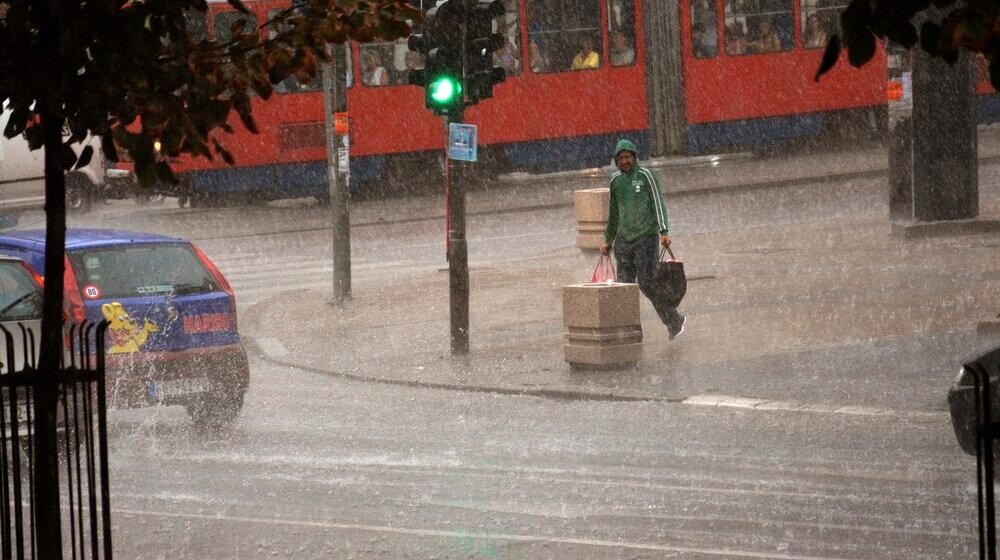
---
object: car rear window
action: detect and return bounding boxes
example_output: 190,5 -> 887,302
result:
0,261 -> 42,321
69,243 -> 221,299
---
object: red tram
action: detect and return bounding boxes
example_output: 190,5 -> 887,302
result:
160,0 -> 894,201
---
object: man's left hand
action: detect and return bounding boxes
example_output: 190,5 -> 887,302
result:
660,235 -> 671,247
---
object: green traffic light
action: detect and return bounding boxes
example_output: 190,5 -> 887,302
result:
430,76 -> 461,104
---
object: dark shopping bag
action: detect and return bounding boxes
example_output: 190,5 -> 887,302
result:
653,246 -> 686,308
590,253 -> 616,283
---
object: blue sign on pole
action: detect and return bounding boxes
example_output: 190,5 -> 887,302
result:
448,123 -> 478,162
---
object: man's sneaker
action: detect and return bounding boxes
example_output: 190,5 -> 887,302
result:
668,315 -> 686,341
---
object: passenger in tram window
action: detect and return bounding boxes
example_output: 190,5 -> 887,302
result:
803,13 -> 828,49
690,23 -> 717,58
747,17 -> 781,53
494,40 -> 521,74
725,25 -> 747,55
405,51 -> 424,71
610,31 -> 635,66
571,36 -> 600,70
529,39 -> 548,73
362,52 -> 389,87
400,51 -> 424,84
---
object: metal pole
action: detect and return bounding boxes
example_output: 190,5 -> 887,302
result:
323,43 -> 351,306
446,117 -> 469,355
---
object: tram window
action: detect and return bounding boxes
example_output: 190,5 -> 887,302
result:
526,0 -> 602,73
493,0 -> 522,77
608,0 -> 637,66
214,11 -> 260,96
800,0 -> 847,49
266,9 -> 322,94
724,0 -> 793,55
358,42 -> 400,87
214,11 -> 257,46
690,0 -> 719,59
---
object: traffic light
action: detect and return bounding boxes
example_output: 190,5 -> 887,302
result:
465,0 -> 506,104
408,0 -> 466,117
425,47 -> 463,115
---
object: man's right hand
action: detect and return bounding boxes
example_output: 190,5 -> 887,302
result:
600,244 -> 611,256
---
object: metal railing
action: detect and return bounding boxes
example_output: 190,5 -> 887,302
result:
0,321 -> 112,560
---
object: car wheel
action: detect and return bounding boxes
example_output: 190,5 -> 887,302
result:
65,174 -> 94,214
186,390 -> 244,432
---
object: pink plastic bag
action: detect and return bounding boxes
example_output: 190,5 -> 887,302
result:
590,254 -> 617,283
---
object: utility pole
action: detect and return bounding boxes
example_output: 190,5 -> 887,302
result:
323,43 -> 351,306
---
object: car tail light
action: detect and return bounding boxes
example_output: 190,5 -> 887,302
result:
22,258 -> 86,325
63,255 -> 87,325
191,244 -> 237,329
19,261 -> 44,288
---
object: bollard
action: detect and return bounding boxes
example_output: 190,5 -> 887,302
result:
562,282 -> 642,370
573,188 -> 610,251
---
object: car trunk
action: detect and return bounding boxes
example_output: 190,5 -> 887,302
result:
67,242 -> 239,354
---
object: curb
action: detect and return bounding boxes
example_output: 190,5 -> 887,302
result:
244,336 -> 671,403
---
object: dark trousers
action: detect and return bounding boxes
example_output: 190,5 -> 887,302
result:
614,234 -> 683,331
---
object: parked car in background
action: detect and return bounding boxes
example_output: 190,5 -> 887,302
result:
948,346 -> 1000,459
0,104 -> 107,218
0,255 -> 43,374
0,255 -> 44,440
0,229 -> 250,429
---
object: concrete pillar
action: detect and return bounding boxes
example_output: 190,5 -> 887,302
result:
910,9 -> 978,221
574,188 -> 609,251
563,283 -> 642,370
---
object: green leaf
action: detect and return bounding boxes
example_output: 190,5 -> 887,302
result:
60,143 -> 78,171
24,124 -> 43,151
847,30 -> 876,67
887,20 -> 918,49
213,138 -> 235,165
101,136 -> 119,163
74,146 -> 94,170
815,35 -> 842,82
226,0 -> 251,14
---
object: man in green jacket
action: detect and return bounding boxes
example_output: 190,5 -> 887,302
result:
600,139 -> 686,339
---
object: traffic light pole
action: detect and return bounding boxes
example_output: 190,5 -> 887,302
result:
445,115 -> 470,355
411,0 -> 505,355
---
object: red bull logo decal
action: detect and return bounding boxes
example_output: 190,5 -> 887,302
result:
183,313 -> 231,334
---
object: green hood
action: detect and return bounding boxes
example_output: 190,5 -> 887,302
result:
614,139 -> 637,158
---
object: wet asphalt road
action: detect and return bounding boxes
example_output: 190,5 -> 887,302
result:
16,159 -> 998,558
104,357 -> 974,560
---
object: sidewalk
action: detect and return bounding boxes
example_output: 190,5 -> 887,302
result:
242,132 -> 1000,408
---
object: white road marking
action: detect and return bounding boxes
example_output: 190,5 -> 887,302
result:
683,394 -> 946,419
113,507 -> 865,560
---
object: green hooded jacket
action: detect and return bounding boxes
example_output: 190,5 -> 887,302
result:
604,139 -> 669,244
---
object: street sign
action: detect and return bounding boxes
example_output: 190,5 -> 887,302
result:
337,134 -> 349,175
448,123 -> 477,162
334,112 -> 349,135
